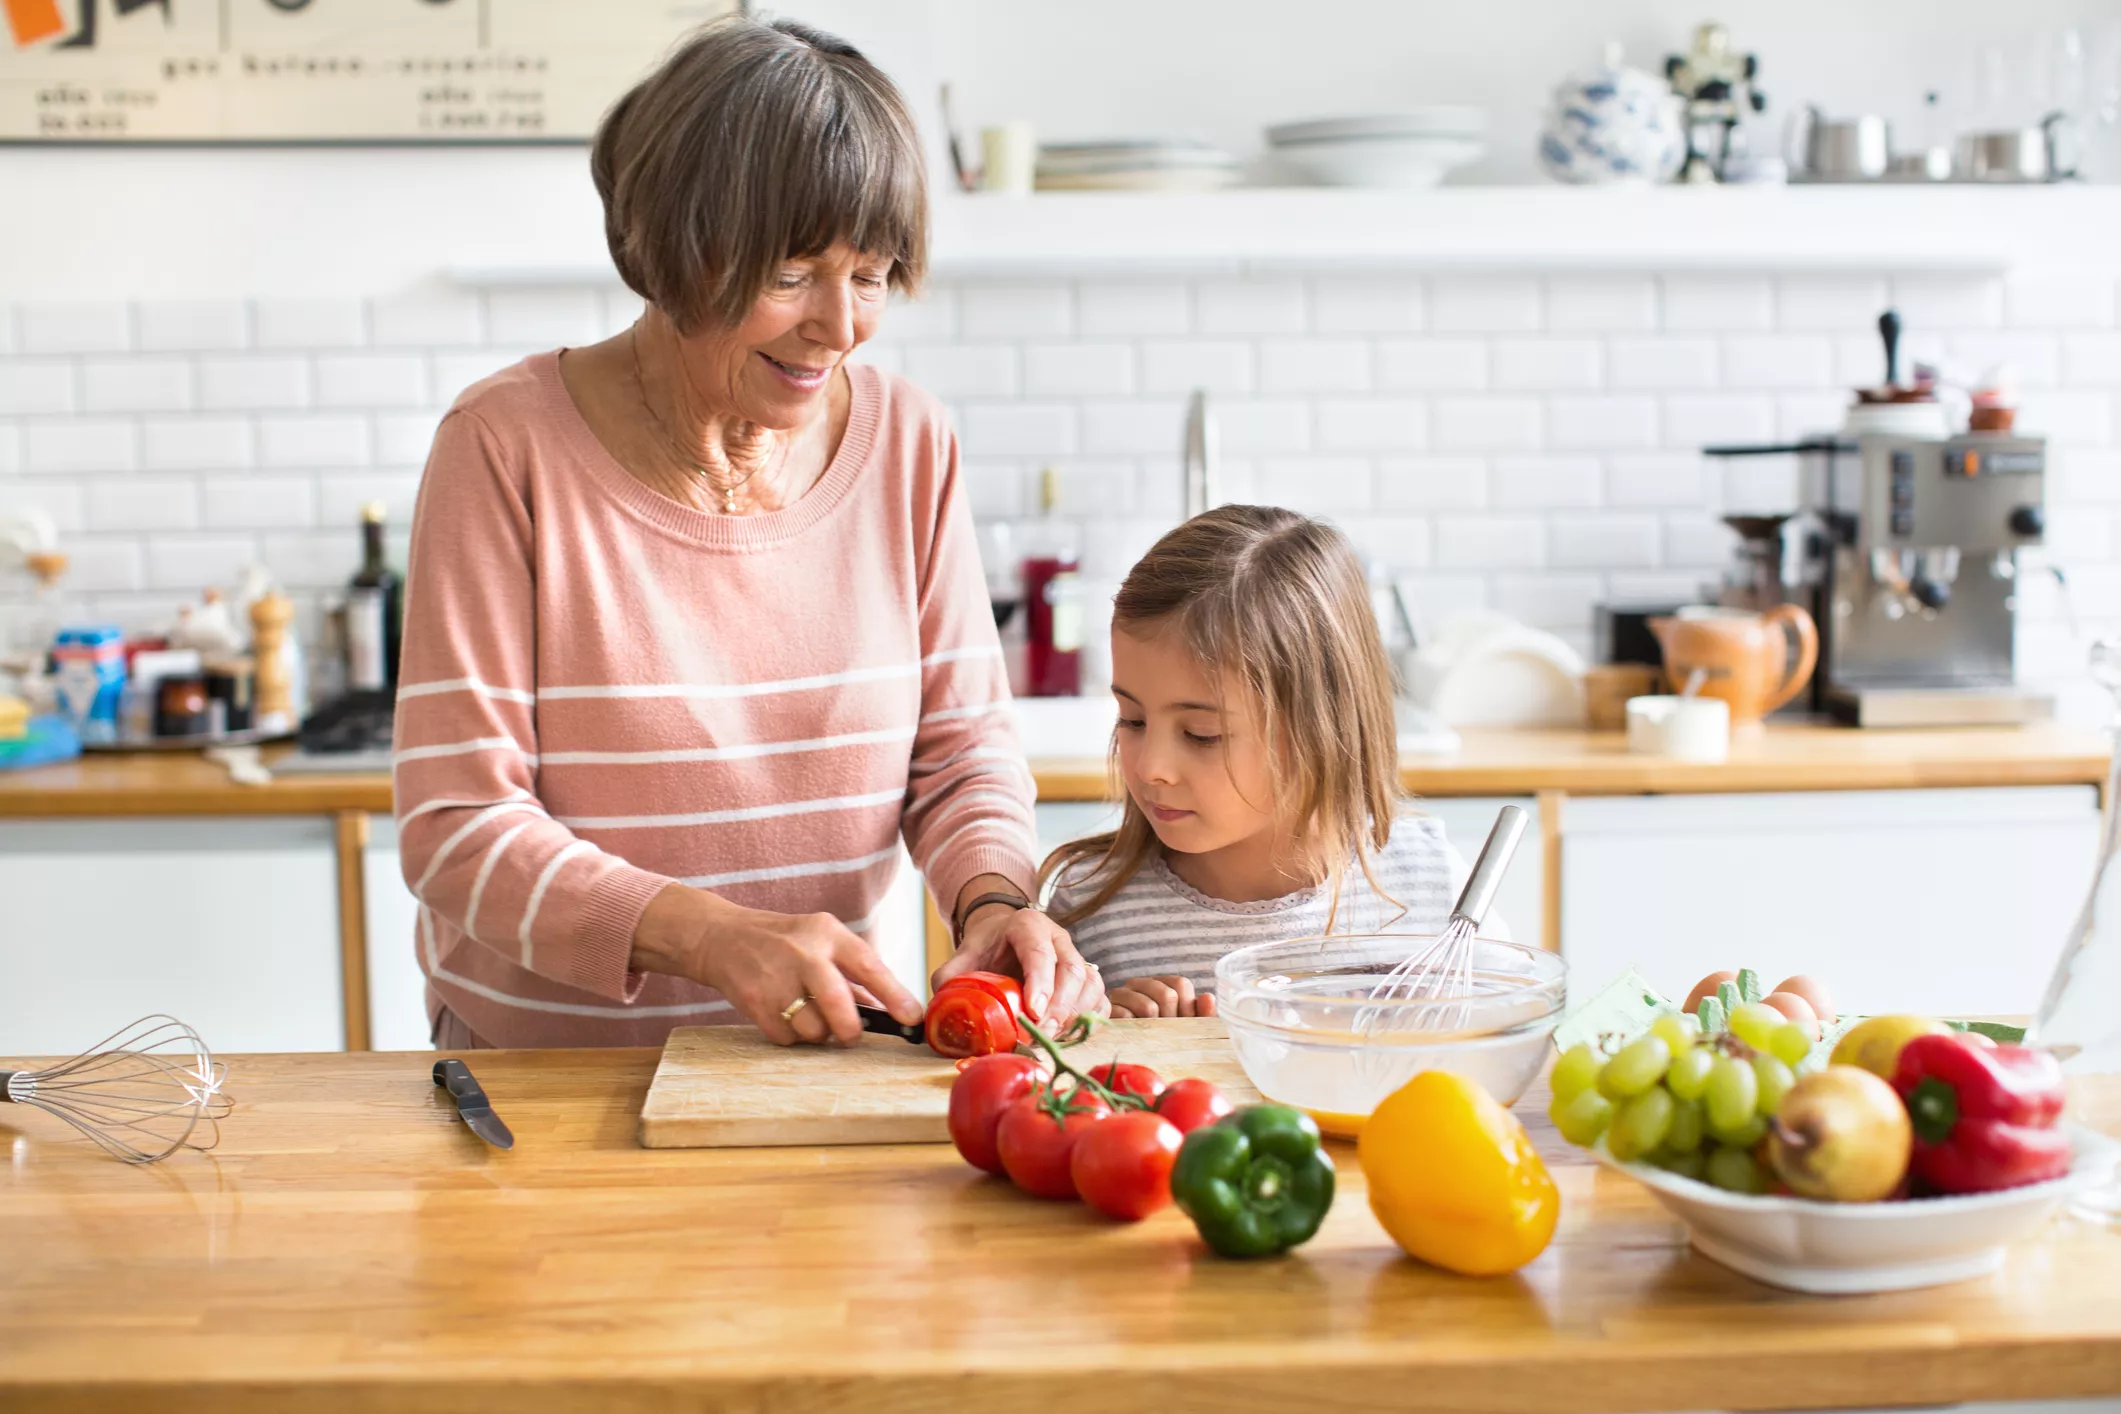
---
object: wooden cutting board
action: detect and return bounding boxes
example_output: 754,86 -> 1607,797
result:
638,1017 -> 1260,1149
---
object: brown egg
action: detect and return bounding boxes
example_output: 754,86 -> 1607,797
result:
1684,969 -> 1739,1011
1773,974 -> 1837,1024
1762,991 -> 1820,1038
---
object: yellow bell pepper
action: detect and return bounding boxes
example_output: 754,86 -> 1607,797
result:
1358,1070 -> 1558,1276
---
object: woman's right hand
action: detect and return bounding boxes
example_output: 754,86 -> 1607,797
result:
634,884 -> 924,1045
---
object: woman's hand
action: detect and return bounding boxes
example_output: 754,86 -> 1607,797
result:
1108,975 -> 1216,1020
633,884 -> 923,1046
935,900 -> 1106,1032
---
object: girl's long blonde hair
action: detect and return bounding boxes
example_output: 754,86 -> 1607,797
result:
1038,505 -> 1403,929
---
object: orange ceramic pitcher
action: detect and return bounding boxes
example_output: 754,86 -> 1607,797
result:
1649,605 -> 1818,728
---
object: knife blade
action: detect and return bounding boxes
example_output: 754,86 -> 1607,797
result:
857,1004 -> 925,1045
432,1058 -> 515,1149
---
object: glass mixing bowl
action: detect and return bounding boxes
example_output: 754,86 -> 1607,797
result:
1215,933 -> 1566,1137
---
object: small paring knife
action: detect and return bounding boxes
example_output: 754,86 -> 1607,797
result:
856,1005 -> 925,1045
433,1059 -> 515,1149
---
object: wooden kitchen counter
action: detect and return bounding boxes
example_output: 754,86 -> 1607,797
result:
4,1047 -> 2120,1413
0,722 -> 2107,816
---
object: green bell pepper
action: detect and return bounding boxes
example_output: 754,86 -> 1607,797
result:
1170,1104 -> 1335,1259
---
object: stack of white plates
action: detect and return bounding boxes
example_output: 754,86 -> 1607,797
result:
1034,140 -> 1241,192
1265,109 -> 1487,188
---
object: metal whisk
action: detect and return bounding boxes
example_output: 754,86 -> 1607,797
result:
1361,805 -> 1530,1038
0,1015 -> 232,1164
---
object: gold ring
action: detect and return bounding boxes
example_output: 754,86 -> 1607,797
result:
778,996 -> 811,1023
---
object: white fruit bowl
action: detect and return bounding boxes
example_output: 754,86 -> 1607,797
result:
1596,1126 -> 2121,1294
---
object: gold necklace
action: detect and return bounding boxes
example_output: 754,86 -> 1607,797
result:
629,324 -> 781,513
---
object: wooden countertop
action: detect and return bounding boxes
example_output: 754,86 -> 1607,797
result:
3,1047 -> 2119,1413
0,723 -> 2107,817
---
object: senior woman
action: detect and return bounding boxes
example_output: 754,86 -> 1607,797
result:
394,17 -> 1103,1049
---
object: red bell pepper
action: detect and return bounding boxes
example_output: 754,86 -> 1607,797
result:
1891,1033 -> 2071,1195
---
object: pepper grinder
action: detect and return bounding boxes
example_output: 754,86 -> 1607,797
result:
249,592 -> 296,734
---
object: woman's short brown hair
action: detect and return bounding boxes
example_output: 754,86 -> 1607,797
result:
591,17 -> 927,333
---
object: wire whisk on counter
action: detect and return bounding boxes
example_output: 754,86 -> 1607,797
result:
1,1015 -> 232,1164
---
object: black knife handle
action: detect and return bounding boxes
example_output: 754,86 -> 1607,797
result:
857,1005 -> 925,1045
433,1058 -> 492,1106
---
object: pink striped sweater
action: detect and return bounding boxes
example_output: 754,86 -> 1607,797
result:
393,352 -> 1037,1049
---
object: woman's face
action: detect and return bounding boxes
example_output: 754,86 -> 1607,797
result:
674,241 -> 892,429
1111,624 -> 1278,858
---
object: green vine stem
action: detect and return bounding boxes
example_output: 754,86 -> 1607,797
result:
1015,1014 -> 1152,1111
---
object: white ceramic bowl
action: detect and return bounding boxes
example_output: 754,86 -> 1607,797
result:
1272,135 -> 1485,189
1216,934 -> 1565,1137
1596,1127 -> 2121,1294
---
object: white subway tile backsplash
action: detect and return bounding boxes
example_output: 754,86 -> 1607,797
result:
603,290 -> 646,337
1606,454 -> 1709,508
963,401 -> 1078,456
0,361 -> 76,416
371,295 -> 484,348
1310,278 -> 1424,334
318,471 -> 424,526
1076,282 -> 1186,337
2019,390 -> 2116,447
1608,337 -> 1718,390
1023,343 -> 1135,397
258,415 -> 371,469
1608,571 -> 1708,602
850,343 -> 904,377
963,461 -> 1027,519
1775,393 -> 1848,442
146,535 -> 256,590
0,307 -> 14,354
1491,339 -> 1602,390
260,532 -> 361,590
1948,332 -> 2061,387
1492,574 -> 1606,629
1722,336 -> 1834,389
485,290 -> 600,346
254,299 -> 366,349
961,285 -> 1072,340
0,426 -> 15,473
2065,334 -> 2121,387
884,289 -> 957,341
136,300 -> 249,352
432,348 -> 539,401
1254,457 -> 1373,513
1396,573 -> 1490,621
1493,456 -> 1599,510
1430,277 -> 1541,333
1721,452 -> 1801,511
142,418 -> 253,471
1432,396 -> 1542,452
88,477 -> 199,532
202,475 -> 315,530
373,412 -> 444,467
197,355 -> 310,410
1315,398 -> 1426,452
1548,395 -> 1658,451
1197,279 -> 1306,335
1258,339 -> 1370,394
1376,339 -> 1488,392
2043,505 -> 2113,562
1339,515 -> 1433,568
1434,516 -> 1546,569
1216,399 -> 1311,454
1664,515 -> 1739,569
905,344 -> 1020,398
1377,456 -> 1488,511
2055,449 -> 2121,504
1892,273 -> 2003,329
2008,269 -> 2116,329
61,539 -> 144,592
17,303 -> 131,354
1663,393 -> 1775,449
0,476 -> 82,531
26,419 -> 134,473
81,358 -> 193,413
1056,461 -> 1141,516
1662,276 -> 1773,332
1141,341 -> 1253,394
1775,276 -> 1889,331
1546,276 -> 1657,333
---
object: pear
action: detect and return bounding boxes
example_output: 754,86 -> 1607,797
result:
1767,1066 -> 1911,1203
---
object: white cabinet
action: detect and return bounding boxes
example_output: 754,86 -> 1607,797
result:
1559,786 -> 2101,1017
0,817 -> 343,1054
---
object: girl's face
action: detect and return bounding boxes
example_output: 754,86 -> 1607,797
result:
1111,624 -> 1278,857
673,241 -> 892,429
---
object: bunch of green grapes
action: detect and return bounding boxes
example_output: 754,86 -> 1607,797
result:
1548,1002 -> 1814,1194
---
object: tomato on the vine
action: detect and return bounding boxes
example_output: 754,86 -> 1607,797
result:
1070,1111 -> 1183,1221
948,1054 -> 1045,1173
926,987 -> 1021,1060
996,1087 -> 1112,1198
937,971 -> 1024,1016
1154,1078 -> 1233,1135
1088,1061 -> 1166,1103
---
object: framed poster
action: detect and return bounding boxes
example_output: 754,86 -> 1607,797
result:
0,0 -> 740,143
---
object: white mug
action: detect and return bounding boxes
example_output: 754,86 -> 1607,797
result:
1626,694 -> 1730,763
981,122 -> 1037,195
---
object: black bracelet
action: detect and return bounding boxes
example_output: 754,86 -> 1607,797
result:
953,890 -> 1032,946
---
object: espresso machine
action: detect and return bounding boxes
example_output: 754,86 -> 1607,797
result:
1705,431 -> 2054,727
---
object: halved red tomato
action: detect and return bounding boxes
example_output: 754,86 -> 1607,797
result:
937,971 -> 1024,1016
926,986 -> 1021,1060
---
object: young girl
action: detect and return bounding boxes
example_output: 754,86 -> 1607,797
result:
1041,505 -> 1496,1019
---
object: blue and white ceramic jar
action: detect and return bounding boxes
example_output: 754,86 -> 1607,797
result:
1539,42 -> 1686,185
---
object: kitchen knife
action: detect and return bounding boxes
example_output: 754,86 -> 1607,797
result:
857,1005 -> 925,1045
432,1058 -> 515,1149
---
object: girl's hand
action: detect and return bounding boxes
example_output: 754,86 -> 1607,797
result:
935,904 -> 1107,1032
633,884 -> 923,1046
1108,975 -> 1216,1019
